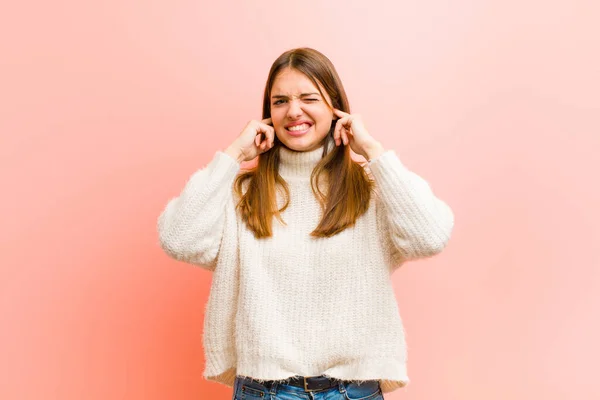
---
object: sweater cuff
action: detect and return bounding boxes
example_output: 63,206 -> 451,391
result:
206,151 -> 242,179
184,151 -> 241,191
216,150 -> 242,168
368,149 -> 404,169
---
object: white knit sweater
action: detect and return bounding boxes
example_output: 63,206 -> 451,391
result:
157,136 -> 454,394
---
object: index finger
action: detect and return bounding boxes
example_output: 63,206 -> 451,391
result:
333,108 -> 349,117
258,118 -> 274,146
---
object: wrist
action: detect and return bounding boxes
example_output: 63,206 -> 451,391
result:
364,142 -> 385,162
224,146 -> 245,163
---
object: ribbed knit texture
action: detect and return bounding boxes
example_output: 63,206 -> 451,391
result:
157,136 -> 454,394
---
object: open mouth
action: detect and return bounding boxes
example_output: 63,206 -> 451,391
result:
285,123 -> 312,135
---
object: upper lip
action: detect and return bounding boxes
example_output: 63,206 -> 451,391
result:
285,120 -> 313,128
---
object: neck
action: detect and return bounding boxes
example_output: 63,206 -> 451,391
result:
278,136 -> 335,178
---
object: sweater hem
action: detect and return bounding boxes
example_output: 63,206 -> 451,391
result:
204,357 -> 409,394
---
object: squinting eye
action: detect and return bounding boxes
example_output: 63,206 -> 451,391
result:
273,98 -> 319,105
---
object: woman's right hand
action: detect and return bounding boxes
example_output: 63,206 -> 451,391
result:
225,118 -> 275,163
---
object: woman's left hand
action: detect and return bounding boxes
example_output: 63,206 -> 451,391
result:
333,108 -> 384,161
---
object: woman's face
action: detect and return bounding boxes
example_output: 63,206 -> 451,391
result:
269,68 -> 334,152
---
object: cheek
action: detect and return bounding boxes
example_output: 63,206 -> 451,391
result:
270,111 -> 284,129
316,111 -> 333,129
316,107 -> 333,122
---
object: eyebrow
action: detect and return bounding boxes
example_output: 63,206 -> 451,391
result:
271,92 -> 321,99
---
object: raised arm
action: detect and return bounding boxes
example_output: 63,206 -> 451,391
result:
368,150 -> 455,266
157,150 -> 241,271
157,118 -> 276,270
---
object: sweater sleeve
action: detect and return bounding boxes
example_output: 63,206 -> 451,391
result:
367,149 -> 454,265
157,150 -> 241,271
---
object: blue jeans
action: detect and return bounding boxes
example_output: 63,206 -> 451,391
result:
232,376 -> 385,400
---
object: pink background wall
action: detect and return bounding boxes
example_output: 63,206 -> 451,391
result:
1,0 -> 599,399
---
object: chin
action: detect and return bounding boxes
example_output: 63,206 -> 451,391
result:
281,134 -> 327,152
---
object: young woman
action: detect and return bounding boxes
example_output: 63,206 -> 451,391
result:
157,47 -> 454,400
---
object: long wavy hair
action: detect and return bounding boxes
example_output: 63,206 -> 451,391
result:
234,47 -> 374,238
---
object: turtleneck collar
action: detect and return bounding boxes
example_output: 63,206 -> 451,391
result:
278,135 -> 335,179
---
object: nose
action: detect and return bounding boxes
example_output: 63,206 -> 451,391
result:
286,99 -> 304,119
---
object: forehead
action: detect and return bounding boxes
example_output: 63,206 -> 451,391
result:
271,68 -> 321,97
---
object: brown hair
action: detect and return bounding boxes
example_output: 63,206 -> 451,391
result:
234,47 -> 374,238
